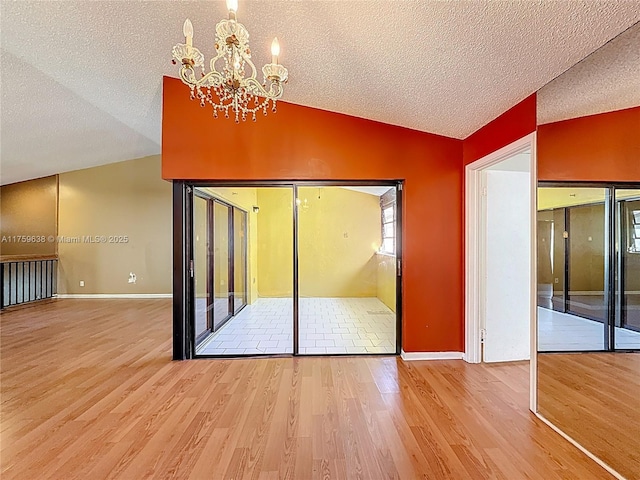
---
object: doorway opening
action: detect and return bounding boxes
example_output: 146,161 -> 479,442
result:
465,133 -> 537,371
176,181 -> 403,358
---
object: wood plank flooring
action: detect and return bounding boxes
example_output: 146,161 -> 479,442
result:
1,299 -> 613,479
538,352 -> 640,480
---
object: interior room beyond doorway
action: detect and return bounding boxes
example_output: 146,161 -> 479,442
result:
193,184 -> 399,356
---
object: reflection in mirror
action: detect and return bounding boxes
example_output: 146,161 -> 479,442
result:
616,189 -> 640,349
536,22 -> 640,480
537,187 -> 608,351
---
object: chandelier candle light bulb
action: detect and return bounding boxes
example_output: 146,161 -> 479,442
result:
226,0 -> 238,18
183,19 -> 193,47
171,0 -> 288,123
271,37 -> 280,64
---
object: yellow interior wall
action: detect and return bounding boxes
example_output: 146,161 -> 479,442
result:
256,188 -> 294,297
376,253 -> 396,312
538,187 -> 640,210
57,155 -> 172,294
296,187 -> 380,297
202,187 -> 258,304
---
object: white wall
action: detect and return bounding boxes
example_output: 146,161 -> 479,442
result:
483,168 -> 531,362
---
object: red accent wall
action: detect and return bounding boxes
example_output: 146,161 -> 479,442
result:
538,106 -> 640,181
460,95 -> 537,357
162,76 -> 464,353
462,94 -> 537,166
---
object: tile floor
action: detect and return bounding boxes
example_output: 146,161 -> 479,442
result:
538,307 -> 640,351
196,297 -> 396,355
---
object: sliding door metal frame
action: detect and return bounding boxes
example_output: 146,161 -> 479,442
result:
395,181 -> 404,354
604,188 -> 614,350
538,181 -> 640,353
193,191 -> 215,345
293,184 -> 299,355
226,205 -> 236,327
172,181 -> 192,360
563,207 -> 569,313
179,180 -> 403,359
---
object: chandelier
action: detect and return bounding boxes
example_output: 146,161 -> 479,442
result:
171,0 -> 288,122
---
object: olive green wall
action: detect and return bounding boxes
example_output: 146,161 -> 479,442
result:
0,176 -> 58,256
57,155 -> 172,295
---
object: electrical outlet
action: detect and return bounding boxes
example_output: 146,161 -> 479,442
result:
128,273 -> 137,284
79,280 -> 85,287
554,278 -> 559,284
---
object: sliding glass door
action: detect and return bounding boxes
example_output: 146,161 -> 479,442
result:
193,188 -> 249,349
192,186 -> 293,355
296,186 -> 397,355
537,184 -> 640,352
185,182 -> 401,358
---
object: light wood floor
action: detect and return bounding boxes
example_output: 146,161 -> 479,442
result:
1,299 -> 613,479
538,352 -> 640,480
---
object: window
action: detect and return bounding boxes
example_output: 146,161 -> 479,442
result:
630,209 -> 640,253
380,189 -> 396,255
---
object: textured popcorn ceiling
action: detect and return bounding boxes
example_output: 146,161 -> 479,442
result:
538,22 -> 640,125
1,1 -> 640,185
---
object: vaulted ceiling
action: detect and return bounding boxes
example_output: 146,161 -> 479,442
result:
1,1 -> 639,185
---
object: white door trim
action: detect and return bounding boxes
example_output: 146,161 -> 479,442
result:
463,132 -> 537,411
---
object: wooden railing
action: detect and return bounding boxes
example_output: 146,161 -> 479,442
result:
0,255 -> 58,309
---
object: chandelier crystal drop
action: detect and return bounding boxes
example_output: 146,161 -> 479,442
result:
171,0 -> 288,123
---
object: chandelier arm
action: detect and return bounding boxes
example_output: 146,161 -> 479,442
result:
178,66 -> 199,86
198,70 -> 226,88
243,52 -> 258,80
209,50 -> 227,77
242,77 -> 284,100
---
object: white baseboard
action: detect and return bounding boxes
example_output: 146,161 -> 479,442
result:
55,294 -> 172,299
462,353 -> 480,364
535,413 -> 626,480
401,350 -> 464,361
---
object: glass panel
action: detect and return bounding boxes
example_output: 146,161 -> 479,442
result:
615,190 -> 640,349
297,186 -> 397,355
383,206 -> 394,223
383,223 -> 394,238
567,202 -> 607,327
194,195 -> 211,343
233,208 -> 247,314
537,187 -> 606,351
382,238 -> 394,254
195,186 -> 293,356
213,201 -> 231,330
